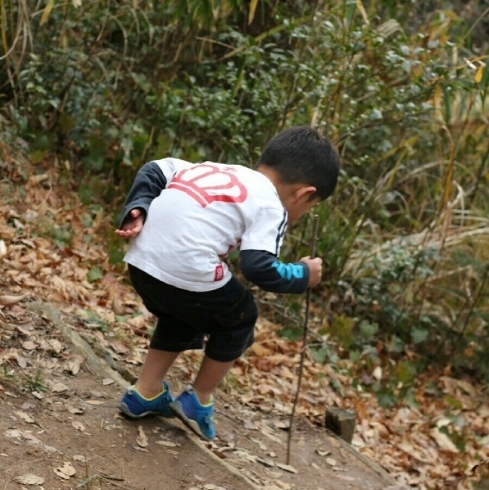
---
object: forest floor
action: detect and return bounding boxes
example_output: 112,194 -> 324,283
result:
1,146 -> 488,490
0,301 -> 396,490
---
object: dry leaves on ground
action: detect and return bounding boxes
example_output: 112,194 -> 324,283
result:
1,153 -> 488,490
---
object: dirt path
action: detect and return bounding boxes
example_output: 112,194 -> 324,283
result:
0,301 -> 397,490
1,374 -> 256,490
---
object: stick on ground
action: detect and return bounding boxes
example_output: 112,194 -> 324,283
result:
286,214 -> 319,465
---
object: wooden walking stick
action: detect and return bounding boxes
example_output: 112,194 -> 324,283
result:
286,214 -> 319,465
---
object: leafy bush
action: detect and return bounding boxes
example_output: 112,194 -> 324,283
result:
2,0 -> 489,381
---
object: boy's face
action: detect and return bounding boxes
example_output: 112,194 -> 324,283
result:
286,196 -> 321,223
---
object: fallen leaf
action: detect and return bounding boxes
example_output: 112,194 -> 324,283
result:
335,474 -> 356,481
233,450 -> 257,463
51,382 -> 69,393
457,379 -> 477,396
72,421 -> 85,431
5,429 -> 22,440
67,405 -> 84,415
249,436 -> 267,451
0,294 -> 27,306
109,340 -> 130,354
325,457 -> 337,466
66,358 -> 82,374
16,324 -> 34,336
430,428 -> 459,453
155,440 -> 178,447
316,449 -> 331,457
133,446 -> 149,452
243,420 -> 257,430
53,467 -> 70,480
16,354 -> 27,368
73,455 -> 86,463
272,419 -> 289,430
48,339 -> 63,353
56,462 -> 76,477
15,410 -> 35,424
372,366 -> 382,381
137,426 -> 148,447
85,400 -> 104,405
276,463 -> 298,474
15,474 -> 45,485
212,449 -> 227,459
21,401 -> 36,410
22,340 -> 37,351
21,431 -> 42,444
256,457 -> 275,467
102,378 -> 114,385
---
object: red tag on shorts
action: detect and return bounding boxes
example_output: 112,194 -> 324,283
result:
214,264 -> 224,281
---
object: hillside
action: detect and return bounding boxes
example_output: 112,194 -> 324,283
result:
0,147 -> 488,489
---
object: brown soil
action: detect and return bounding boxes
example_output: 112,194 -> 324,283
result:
0,301 -> 396,490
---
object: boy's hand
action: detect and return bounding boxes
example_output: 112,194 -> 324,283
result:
115,208 -> 144,238
300,256 -> 323,288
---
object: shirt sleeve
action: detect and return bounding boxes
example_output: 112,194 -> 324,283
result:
119,161 -> 167,227
240,250 -> 309,294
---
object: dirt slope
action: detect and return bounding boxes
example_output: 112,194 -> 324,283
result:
0,300 -> 396,490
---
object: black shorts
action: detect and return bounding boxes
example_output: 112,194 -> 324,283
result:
128,265 -> 258,362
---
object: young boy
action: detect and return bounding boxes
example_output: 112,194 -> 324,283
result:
115,126 -> 340,441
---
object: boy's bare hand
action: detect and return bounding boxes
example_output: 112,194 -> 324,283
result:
115,208 -> 144,238
300,256 -> 323,288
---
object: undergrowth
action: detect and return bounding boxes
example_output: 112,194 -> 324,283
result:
1,0 -> 489,394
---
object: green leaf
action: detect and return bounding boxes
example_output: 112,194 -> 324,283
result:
349,350 -> 361,363
109,249 -> 125,265
359,321 -> 379,340
411,327 -> 428,344
310,345 -> 338,364
30,150 -> 46,163
444,395 -> 463,410
78,186 -> 93,206
394,360 -> 416,383
310,345 -> 329,364
375,389 -> 397,408
277,326 -> 303,341
87,267 -> 104,283
387,335 -> 404,353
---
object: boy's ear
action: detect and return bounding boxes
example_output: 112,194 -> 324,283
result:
294,186 -> 317,203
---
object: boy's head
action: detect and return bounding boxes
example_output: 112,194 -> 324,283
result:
257,126 -> 340,221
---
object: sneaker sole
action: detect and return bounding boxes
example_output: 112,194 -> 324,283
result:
118,402 -> 174,419
169,401 -> 213,441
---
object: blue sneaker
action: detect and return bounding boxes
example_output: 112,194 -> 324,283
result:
170,385 -> 215,441
118,382 -> 175,418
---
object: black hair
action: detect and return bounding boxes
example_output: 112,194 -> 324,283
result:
257,126 -> 340,201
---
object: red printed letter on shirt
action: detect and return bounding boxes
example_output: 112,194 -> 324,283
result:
167,164 -> 248,207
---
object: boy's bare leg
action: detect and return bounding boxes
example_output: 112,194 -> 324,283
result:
134,349 -> 179,398
193,356 -> 235,404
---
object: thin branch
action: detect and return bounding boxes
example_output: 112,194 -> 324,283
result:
286,214 -> 319,465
